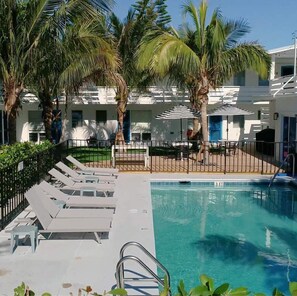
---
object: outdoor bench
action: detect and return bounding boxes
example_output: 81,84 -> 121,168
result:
111,144 -> 149,167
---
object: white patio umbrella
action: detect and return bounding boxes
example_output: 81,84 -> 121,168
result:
155,104 -> 201,141
208,103 -> 253,140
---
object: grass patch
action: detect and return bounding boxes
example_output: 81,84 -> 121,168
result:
67,147 -> 112,162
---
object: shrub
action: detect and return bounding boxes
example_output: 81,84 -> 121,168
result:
0,141 -> 53,169
14,282 -> 127,296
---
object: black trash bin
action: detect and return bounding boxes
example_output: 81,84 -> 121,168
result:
256,128 -> 275,156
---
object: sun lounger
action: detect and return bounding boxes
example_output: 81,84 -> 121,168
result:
25,187 -> 112,243
38,181 -> 117,210
31,185 -> 114,219
66,155 -> 119,177
55,161 -> 116,183
48,168 -> 116,197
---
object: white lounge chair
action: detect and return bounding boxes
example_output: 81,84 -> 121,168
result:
25,187 -> 112,243
55,161 -> 115,184
48,168 -> 116,197
31,185 -> 114,219
66,155 -> 119,177
38,181 -> 117,211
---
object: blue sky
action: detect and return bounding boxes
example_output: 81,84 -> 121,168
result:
113,0 -> 297,50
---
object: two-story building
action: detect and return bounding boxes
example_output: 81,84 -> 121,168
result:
0,44 -> 296,148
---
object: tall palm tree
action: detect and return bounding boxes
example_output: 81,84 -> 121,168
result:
137,0 -> 271,163
0,0 -> 113,143
28,15 -> 119,141
109,0 -> 171,143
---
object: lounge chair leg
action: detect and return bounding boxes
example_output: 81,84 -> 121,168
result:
94,232 -> 101,244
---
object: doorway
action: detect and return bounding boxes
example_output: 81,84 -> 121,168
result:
209,116 -> 222,141
282,116 -> 296,159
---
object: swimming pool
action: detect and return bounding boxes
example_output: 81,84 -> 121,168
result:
151,181 -> 297,294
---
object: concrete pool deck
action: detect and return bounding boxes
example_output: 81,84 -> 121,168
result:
0,173 -> 276,295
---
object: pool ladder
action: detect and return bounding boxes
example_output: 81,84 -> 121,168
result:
269,153 -> 295,188
116,241 -> 171,295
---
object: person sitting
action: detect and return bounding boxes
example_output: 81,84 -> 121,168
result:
186,127 -> 193,140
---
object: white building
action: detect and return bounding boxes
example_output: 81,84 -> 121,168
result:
0,44 -> 296,146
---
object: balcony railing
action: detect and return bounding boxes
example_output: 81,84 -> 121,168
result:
270,75 -> 297,97
1,85 -> 270,106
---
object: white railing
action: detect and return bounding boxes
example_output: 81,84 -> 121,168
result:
2,85 -> 270,105
270,75 -> 297,97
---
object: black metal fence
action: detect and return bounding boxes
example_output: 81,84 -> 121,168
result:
66,139 -> 295,175
0,142 -> 66,230
0,139 -> 295,230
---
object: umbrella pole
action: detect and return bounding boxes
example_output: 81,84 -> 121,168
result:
226,115 -> 229,141
180,119 -> 183,141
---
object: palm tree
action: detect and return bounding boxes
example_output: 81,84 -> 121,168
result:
137,0 -> 271,163
0,0 -> 113,143
28,14 -> 119,141
109,0 -> 171,143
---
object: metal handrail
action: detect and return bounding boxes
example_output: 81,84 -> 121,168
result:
116,241 -> 171,294
269,153 -> 295,188
116,256 -> 165,290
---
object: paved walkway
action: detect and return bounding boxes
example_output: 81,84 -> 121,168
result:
0,173 -> 272,295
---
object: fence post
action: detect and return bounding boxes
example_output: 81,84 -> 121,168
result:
261,141 -> 264,175
187,141 -> 190,174
224,141 -> 227,174
150,141 -> 153,174
0,169 -> 3,230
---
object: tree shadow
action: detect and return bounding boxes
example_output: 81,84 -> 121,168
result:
192,234 -> 259,264
192,234 -> 297,293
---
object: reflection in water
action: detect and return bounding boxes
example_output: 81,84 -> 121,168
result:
152,184 -> 297,295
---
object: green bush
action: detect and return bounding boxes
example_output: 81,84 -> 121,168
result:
14,282 -> 127,296
160,274 -> 297,296
0,141 -> 54,169
14,277 -> 297,296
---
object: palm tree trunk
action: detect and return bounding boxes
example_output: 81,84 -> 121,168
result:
8,114 -> 17,144
39,91 -> 53,141
114,74 -> 128,145
201,101 -> 209,164
4,80 -> 23,144
115,93 -> 127,144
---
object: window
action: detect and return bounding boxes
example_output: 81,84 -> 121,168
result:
29,132 -> 46,143
131,133 -> 141,142
96,110 -> 107,125
72,111 -> 83,128
28,110 -> 44,130
281,66 -> 294,77
233,115 -> 244,128
130,110 -> 152,142
258,76 -> 269,86
142,133 -> 151,141
233,71 -> 245,86
28,111 -> 43,124
258,110 -> 261,120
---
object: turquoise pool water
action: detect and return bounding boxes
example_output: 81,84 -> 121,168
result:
151,181 -> 297,295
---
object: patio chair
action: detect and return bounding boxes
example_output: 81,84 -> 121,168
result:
38,181 -> 117,210
31,185 -> 114,219
55,162 -> 116,184
48,168 -> 116,197
66,155 -> 119,177
25,187 -> 112,243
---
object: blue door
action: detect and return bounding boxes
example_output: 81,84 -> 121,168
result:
123,110 -> 130,143
209,116 -> 222,141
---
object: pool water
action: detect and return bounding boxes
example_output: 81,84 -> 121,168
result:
151,182 -> 297,295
